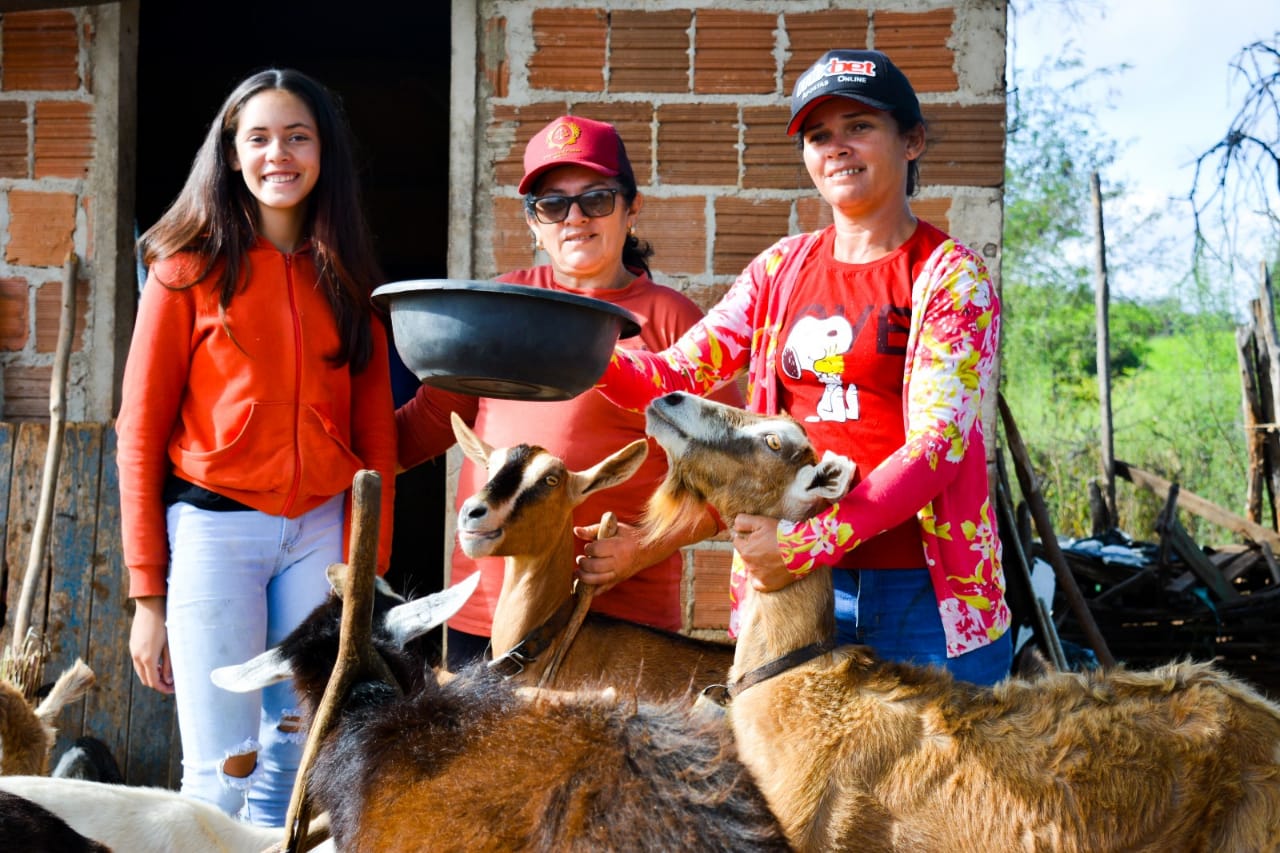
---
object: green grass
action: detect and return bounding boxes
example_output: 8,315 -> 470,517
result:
1000,327 -> 1248,543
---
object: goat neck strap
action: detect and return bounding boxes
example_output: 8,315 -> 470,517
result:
704,639 -> 836,706
488,594 -> 579,678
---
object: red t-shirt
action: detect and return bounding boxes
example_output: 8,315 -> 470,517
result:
777,226 -> 926,570
396,266 -> 742,634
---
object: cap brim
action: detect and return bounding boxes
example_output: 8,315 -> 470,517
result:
517,160 -> 622,195
786,93 -> 898,136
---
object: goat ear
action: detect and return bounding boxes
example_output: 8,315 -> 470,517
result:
452,412 -> 492,468
382,570 -> 482,647
211,649 -> 293,693
569,439 -> 649,504
801,451 -> 856,501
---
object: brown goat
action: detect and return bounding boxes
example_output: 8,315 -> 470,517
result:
213,532 -> 791,851
642,391 -> 1280,853
0,659 -> 95,777
451,412 -> 734,702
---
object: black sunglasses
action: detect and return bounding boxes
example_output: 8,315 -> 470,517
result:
526,188 -> 619,224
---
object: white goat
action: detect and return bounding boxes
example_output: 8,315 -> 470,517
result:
0,774 -> 329,852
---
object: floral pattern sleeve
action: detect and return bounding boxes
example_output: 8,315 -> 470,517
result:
596,236 -> 811,413
775,241 -> 1000,578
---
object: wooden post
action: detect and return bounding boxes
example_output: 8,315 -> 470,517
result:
1237,323 -> 1269,525
1256,265 -> 1280,525
1091,171 -> 1116,529
997,392 -> 1117,668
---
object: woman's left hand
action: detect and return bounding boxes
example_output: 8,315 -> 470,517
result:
733,513 -> 795,591
574,520 -> 645,593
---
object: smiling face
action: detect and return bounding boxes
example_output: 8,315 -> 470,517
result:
800,97 -> 923,219
230,88 -> 321,250
526,164 -> 639,291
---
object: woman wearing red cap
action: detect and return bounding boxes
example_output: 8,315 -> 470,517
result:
397,115 -> 742,669
595,50 -> 1012,684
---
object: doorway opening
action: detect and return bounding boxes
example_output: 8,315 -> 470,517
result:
135,2 -> 451,649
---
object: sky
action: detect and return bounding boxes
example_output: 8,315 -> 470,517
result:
1007,0 -> 1280,303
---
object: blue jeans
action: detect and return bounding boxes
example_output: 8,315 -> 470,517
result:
833,567 -> 1012,686
165,495 -> 341,827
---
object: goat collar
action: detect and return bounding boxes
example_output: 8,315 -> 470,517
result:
700,639 -> 836,707
488,594 -> 578,677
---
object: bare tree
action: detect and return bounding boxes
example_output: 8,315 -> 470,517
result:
1190,39 -> 1280,265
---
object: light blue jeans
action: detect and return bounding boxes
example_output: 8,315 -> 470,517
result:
833,567 -> 1012,686
165,494 -> 341,827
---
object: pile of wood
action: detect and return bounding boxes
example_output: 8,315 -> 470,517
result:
1047,481 -> 1280,699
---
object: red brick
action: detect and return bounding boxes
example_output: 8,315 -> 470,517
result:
920,102 -> 1005,188
713,197 -> 790,275
910,196 -> 952,233
688,547 -> 733,630
693,10 -> 776,95
490,103 -> 572,190
34,100 -> 92,179
743,105 -> 807,190
640,196 -> 705,275
655,103 -> 738,186
783,10 -> 871,90
490,195 -> 536,275
2,11 -> 80,92
33,271 -> 87,354
0,277 -> 30,351
0,101 -> 29,178
528,8 -> 606,92
2,364 -> 51,421
482,16 -> 509,98
610,10 -> 690,93
6,190 -> 76,266
873,9 -> 959,93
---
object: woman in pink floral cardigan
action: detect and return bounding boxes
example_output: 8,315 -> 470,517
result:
595,49 -> 1011,684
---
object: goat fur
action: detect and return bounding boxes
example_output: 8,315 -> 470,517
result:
0,775 -> 331,852
214,572 -> 791,852
0,658 -> 95,777
0,787 -> 111,852
452,412 -> 734,701
642,391 -> 1280,853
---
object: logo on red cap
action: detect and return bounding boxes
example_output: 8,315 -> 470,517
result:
545,120 -> 581,152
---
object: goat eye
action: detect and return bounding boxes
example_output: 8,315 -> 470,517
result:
545,475 -> 560,487
764,434 -> 782,451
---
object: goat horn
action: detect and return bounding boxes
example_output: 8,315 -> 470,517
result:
282,470 -> 387,853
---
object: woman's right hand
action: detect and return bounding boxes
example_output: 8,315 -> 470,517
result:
129,596 -> 174,693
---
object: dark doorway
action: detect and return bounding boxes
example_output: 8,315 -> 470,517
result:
135,2 -> 450,648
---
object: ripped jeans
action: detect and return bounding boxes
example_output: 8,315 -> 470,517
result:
165,495 -> 340,827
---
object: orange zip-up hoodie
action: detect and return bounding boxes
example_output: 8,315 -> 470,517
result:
116,238 -> 397,598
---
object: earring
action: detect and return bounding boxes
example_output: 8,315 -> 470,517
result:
533,234 -> 543,250
628,225 -> 636,238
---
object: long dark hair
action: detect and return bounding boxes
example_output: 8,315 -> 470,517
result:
138,68 -> 382,371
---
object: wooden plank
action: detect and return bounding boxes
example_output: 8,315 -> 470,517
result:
2,422 -> 48,650
1237,324 -> 1270,525
43,423 -> 104,761
0,422 -> 13,625
1115,459 -> 1280,550
81,421 -> 138,783
998,392 -> 1117,668
1155,507 -> 1240,602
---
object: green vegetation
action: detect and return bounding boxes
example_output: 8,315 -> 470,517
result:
999,54 -> 1267,544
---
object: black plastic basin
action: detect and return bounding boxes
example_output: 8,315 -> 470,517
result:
373,279 -> 640,401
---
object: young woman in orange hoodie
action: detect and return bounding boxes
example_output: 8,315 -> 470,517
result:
116,68 -> 396,826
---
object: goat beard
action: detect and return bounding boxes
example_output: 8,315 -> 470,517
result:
640,475 -> 712,549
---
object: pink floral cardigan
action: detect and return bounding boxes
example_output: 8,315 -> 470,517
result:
599,227 -> 1010,656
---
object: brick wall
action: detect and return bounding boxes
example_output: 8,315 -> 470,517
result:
468,0 -> 1008,635
0,8 -> 94,421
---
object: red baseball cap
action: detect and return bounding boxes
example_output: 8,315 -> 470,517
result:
518,116 -> 635,194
